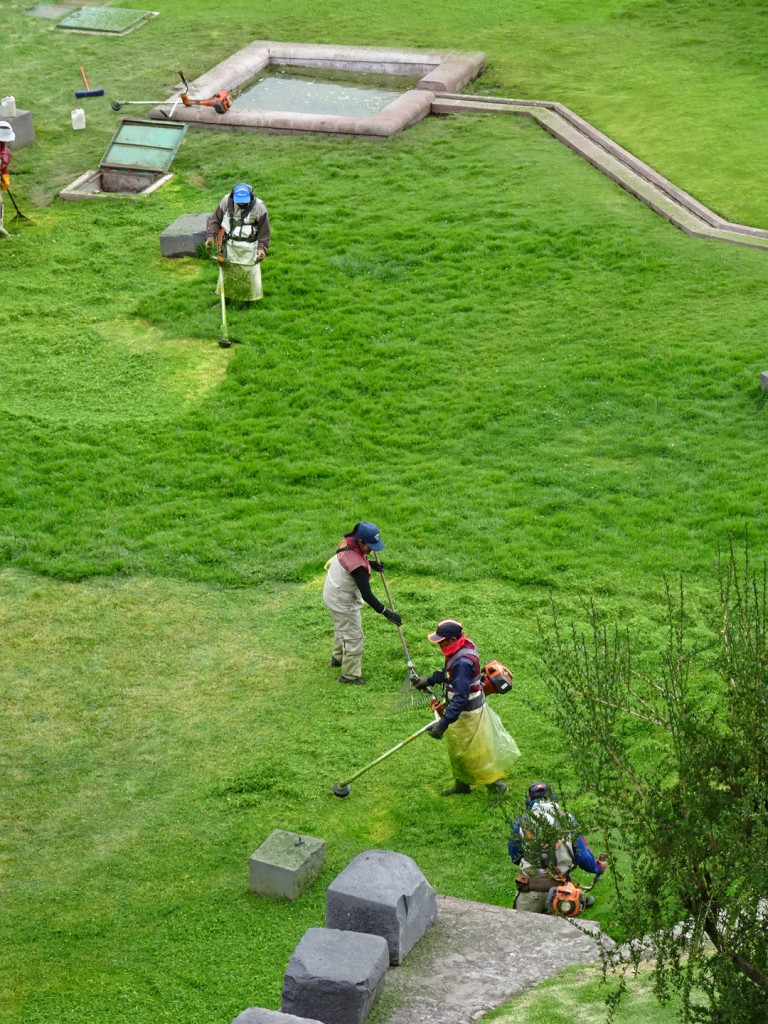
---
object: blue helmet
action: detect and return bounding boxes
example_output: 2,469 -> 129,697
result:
353,521 -> 384,551
232,182 -> 253,204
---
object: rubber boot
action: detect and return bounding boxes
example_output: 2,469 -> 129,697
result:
440,780 -> 472,796
486,779 -> 508,794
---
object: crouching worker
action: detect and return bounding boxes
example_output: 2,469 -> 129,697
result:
205,182 -> 270,304
323,522 -> 402,686
509,781 -> 607,916
0,120 -> 14,239
413,619 -> 520,796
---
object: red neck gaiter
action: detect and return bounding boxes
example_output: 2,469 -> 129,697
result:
440,635 -> 474,661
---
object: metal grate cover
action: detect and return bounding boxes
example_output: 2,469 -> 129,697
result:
100,119 -> 187,173
57,6 -> 155,32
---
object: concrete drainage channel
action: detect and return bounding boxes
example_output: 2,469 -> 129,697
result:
432,93 -> 768,252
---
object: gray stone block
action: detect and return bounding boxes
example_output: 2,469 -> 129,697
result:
326,849 -> 437,964
761,371 -> 768,391
6,110 -> 35,151
159,212 -> 211,257
281,927 -> 389,1024
230,1008 -> 325,1024
249,829 -> 325,900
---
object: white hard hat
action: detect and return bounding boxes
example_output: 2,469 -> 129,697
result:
0,121 -> 15,142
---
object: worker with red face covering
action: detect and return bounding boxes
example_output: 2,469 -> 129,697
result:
413,619 -> 520,796
323,521 -> 402,685
0,121 -> 14,239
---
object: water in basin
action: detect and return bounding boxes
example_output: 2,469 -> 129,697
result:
231,68 -> 413,117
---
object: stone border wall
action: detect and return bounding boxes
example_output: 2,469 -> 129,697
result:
149,42 -> 485,139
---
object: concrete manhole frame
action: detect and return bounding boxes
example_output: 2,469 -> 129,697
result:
149,40 -> 485,138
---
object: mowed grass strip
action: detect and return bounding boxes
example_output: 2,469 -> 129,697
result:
1,568 -> 574,1024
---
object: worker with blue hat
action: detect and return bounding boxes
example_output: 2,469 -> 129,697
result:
205,182 -> 270,303
323,522 -> 402,685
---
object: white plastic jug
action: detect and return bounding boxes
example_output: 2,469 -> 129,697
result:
71,106 -> 85,130
1,95 -> 16,118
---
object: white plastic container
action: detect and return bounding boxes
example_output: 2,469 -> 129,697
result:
71,106 -> 85,130
1,95 -> 16,118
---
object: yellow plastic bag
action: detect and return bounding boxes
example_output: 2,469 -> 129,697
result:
446,704 -> 520,785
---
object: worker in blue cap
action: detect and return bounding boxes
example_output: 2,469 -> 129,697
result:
323,522 -> 402,685
205,183 -> 270,303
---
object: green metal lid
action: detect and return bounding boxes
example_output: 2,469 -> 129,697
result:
100,118 -> 187,174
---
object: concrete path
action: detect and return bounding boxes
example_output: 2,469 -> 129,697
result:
433,93 -> 768,252
370,894 -> 612,1024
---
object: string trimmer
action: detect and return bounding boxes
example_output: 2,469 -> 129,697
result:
214,242 -> 237,348
332,708 -> 440,798
111,70 -> 232,118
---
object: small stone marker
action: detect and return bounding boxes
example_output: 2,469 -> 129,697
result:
160,212 -> 211,257
281,927 -> 389,1024
326,848 -> 437,964
761,371 -> 768,391
230,1009 -> 325,1024
249,829 -> 325,900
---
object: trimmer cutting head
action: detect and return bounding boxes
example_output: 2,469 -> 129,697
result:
332,783 -> 351,798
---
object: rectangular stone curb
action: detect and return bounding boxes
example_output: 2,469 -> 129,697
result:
160,212 -> 211,257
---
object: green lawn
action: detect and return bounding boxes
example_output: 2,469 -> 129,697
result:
2,0 -> 768,1022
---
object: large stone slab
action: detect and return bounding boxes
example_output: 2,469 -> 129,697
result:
371,894 -> 613,1024
160,212 -> 211,257
231,1009 -> 325,1024
281,927 -> 389,1024
249,829 -> 325,900
326,849 -> 437,965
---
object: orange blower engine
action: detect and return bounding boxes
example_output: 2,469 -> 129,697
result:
177,70 -> 232,114
482,660 -> 514,695
547,880 -> 587,918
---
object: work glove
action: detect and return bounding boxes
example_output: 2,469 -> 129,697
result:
0,173 -> 9,191
597,854 -> 608,872
382,608 -> 402,626
411,674 -> 432,690
426,718 -> 449,739
370,561 -> 385,572
256,248 -> 266,262
204,237 -> 214,252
